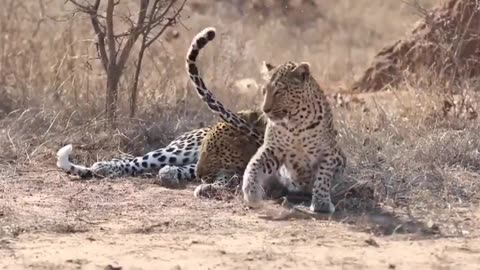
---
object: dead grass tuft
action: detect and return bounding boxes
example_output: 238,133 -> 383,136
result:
50,223 -> 89,234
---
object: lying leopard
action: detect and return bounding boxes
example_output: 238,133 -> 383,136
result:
56,109 -> 269,189
56,128 -> 208,183
186,27 -> 346,213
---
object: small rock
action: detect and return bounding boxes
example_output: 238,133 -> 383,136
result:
86,236 -> 96,241
365,238 -> 379,247
104,264 -> 122,270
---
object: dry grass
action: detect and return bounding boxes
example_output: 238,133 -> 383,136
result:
1,0 -> 479,211
0,1 -> 427,153
1,1 -> 480,268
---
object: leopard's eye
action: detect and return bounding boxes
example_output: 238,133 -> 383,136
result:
273,87 -> 282,96
274,82 -> 284,88
271,83 -> 284,97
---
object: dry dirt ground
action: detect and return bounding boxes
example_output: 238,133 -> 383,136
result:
1,166 -> 479,270
3,1 -> 480,269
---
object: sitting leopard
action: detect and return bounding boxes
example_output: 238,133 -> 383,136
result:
186,27 -> 346,213
193,109 -> 290,199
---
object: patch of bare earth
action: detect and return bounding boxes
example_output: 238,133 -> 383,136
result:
1,164 -> 479,270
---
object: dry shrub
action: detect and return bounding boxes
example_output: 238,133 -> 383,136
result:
337,84 -> 480,211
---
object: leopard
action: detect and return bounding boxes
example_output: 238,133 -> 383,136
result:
55,111 -> 274,192
193,109 -> 274,199
186,27 -> 346,213
56,128 -> 210,185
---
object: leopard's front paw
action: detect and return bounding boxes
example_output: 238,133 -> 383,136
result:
194,184 -> 218,198
310,198 -> 335,214
242,181 -> 263,208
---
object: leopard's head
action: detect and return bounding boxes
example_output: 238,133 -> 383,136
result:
259,61 -> 315,123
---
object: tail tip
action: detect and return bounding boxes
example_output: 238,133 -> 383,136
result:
203,27 -> 216,41
57,144 -> 73,158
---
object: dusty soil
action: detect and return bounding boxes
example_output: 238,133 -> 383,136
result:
1,167 -> 479,270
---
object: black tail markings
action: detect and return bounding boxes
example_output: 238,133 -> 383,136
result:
186,27 -> 264,145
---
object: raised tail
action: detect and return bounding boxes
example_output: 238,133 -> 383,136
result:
186,27 -> 263,145
56,144 -> 93,178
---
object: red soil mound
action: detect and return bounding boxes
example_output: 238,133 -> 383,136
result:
352,0 -> 480,92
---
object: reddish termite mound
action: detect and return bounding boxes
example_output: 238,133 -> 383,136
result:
352,0 -> 480,92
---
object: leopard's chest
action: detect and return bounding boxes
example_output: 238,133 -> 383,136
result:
268,125 -> 324,163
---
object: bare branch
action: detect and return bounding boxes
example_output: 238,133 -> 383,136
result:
146,0 -> 186,47
129,0 -> 186,117
67,0 -> 108,71
141,0 -> 176,35
142,0 -> 162,36
105,0 -> 116,69
68,0 -> 90,12
89,2 -> 109,71
116,0 -> 149,70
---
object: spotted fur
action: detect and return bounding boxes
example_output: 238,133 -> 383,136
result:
56,128 -> 209,183
186,27 -> 346,213
186,28 -> 276,198
193,110 -> 272,198
186,27 -> 263,145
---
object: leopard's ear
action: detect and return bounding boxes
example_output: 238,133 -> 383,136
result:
264,62 -> 275,71
260,61 -> 275,81
291,62 -> 311,81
